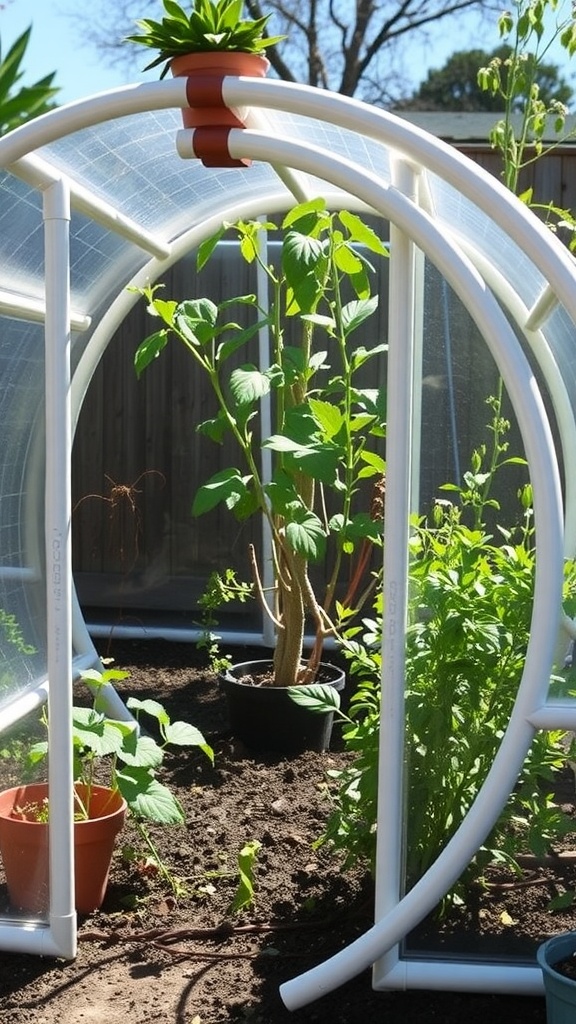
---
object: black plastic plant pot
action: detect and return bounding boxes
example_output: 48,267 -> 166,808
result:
219,659 -> 345,754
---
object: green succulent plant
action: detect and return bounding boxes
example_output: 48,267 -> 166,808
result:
126,0 -> 285,78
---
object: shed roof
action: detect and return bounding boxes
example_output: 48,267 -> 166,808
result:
400,111 -> 576,144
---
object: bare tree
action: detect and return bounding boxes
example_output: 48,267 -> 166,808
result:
246,0 -> 493,101
65,0 -> 494,105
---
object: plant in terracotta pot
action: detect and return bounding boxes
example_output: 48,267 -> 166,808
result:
126,0 -> 285,142
0,667 -> 214,912
133,199 -> 388,750
126,0 -> 284,77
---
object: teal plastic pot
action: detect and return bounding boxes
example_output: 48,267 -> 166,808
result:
537,933 -> 576,1023
219,660 -> 345,753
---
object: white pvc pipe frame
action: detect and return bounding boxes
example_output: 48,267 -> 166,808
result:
0,79 -> 573,991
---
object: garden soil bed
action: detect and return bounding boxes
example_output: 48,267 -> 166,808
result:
0,637 -> 575,1023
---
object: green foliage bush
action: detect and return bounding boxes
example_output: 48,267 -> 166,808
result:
319,394 -> 576,908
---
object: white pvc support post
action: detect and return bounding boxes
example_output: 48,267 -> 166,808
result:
372,158 -> 418,983
256,222 -> 276,648
0,179 -> 80,957
409,237 -> 426,514
454,236 -> 576,559
43,178 -> 76,959
10,153 -> 171,261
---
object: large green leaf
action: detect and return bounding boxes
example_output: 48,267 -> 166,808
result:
127,696 -> 170,727
265,471 -> 301,516
342,297 -> 379,337
344,512 -> 384,544
118,734 -> 164,769
282,198 -> 326,230
164,721 -> 214,764
26,740 -> 48,767
333,243 -> 363,276
196,223 -> 227,271
309,399 -> 344,439
262,434 -> 311,454
263,432 -> 341,483
281,345 -> 329,380
338,211 -> 389,255
197,408 -> 230,443
134,330 -> 168,377
281,407 -> 322,445
164,720 -> 207,746
117,767 -> 184,824
192,468 -> 252,516
290,443 -> 342,483
285,510 -> 326,560
72,708 -> 133,758
0,28 -> 59,135
353,386 -> 387,423
175,298 -> 219,344
287,684 -> 342,714
282,231 -> 326,312
350,340 -> 387,369
359,450 -> 386,475
230,365 -> 272,404
349,413 -> 377,435
216,319 -> 266,364
147,296 -> 178,326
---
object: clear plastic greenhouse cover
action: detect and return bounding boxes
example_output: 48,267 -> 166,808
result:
0,74 -> 575,997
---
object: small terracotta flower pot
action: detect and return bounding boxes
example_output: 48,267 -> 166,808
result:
0,782 -> 126,914
170,51 -> 269,129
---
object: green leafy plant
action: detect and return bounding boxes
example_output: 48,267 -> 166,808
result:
311,393 -> 576,908
196,568 -> 254,672
25,667 -> 214,824
309,0 -> 576,912
478,0 -> 576,245
133,199 -> 388,688
0,27 -> 59,137
126,0 -> 285,78
18,667 -> 214,892
0,608 -> 37,700
229,838 -> 261,912
0,608 -> 36,657
289,636 -> 381,874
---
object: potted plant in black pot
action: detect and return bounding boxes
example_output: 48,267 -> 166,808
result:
0,667 -> 213,913
132,198 -> 388,752
126,0 -> 284,134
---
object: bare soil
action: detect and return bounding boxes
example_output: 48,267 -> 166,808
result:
0,638 -> 574,1023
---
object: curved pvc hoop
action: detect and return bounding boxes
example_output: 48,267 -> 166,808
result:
205,129 -> 564,1009
0,81 -> 190,162
454,233 -> 576,558
0,75 -> 573,332
226,78 -> 576,329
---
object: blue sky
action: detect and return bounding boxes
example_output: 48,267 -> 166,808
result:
0,1 -> 574,107
0,1 -> 137,104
